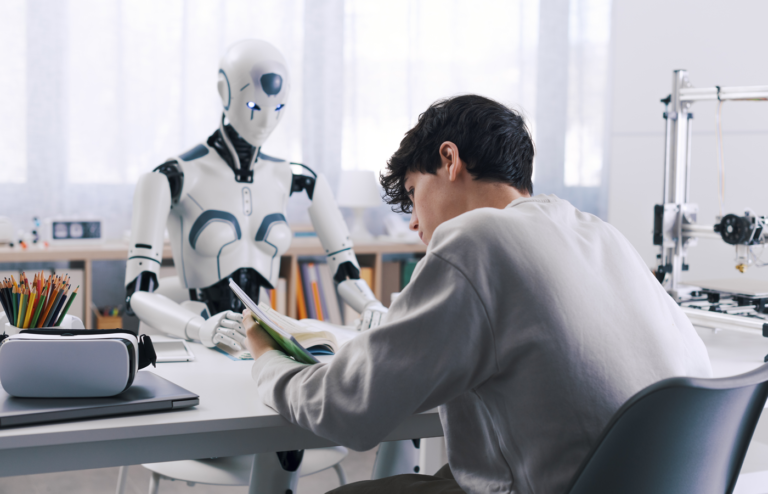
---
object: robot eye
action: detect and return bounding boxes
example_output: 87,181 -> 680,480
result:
246,101 -> 261,111
275,104 -> 284,111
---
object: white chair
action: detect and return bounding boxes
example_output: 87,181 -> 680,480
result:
115,448 -> 348,494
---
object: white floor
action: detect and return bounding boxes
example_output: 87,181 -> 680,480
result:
735,441 -> 768,494
0,447 -> 378,494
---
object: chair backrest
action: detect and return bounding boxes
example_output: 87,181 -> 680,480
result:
566,363 -> 768,494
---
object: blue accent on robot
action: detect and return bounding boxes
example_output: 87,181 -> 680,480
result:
219,69 -> 231,110
179,144 -> 209,162
260,73 -> 283,96
189,211 -> 242,250
255,213 -> 288,280
257,151 -> 283,162
255,213 -> 287,241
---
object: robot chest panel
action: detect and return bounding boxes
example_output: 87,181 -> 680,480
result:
171,161 -> 292,286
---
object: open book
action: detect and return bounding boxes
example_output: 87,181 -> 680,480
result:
262,303 -> 339,356
228,279 -> 339,364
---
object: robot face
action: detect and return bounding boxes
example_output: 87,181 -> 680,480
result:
218,40 -> 291,148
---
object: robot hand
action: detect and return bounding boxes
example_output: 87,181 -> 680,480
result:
337,278 -> 388,331
358,301 -> 388,331
198,310 -> 246,350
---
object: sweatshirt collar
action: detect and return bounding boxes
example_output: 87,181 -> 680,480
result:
505,193 -> 559,209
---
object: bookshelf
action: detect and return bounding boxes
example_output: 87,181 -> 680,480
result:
283,237 -> 426,319
0,238 -> 426,327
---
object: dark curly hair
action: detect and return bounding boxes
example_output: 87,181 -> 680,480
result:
380,94 -> 534,213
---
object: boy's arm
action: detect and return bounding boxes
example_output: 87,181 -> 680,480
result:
250,252 -> 498,451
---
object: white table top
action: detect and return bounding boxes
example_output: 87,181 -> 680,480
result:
0,338 -> 443,477
1,326 -> 766,478
694,326 -> 768,378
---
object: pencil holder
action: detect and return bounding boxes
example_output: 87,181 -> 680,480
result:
3,315 -> 84,336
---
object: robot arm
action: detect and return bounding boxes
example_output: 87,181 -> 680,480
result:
124,169 -> 171,302
292,166 -> 386,329
125,164 -> 246,347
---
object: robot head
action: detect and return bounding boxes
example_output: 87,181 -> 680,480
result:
217,40 -> 291,148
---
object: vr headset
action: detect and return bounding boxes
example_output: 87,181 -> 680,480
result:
0,329 -> 157,398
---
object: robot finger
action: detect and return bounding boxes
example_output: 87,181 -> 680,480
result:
225,310 -> 243,322
213,333 -> 242,351
217,328 -> 240,339
219,328 -> 246,344
370,311 -> 382,328
362,310 -> 373,331
220,319 -> 243,330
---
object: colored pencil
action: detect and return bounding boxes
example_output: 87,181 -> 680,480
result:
48,286 -> 69,327
1,281 -> 10,321
0,281 -> 9,317
55,286 -> 79,327
40,283 -> 60,325
42,288 -> 65,328
23,292 -> 35,328
10,287 -> 18,326
16,291 -> 27,328
30,287 -> 47,329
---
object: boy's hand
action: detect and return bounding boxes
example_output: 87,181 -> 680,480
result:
242,309 -> 279,359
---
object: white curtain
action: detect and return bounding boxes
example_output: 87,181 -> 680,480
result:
0,0 -> 613,240
0,0 -> 304,239
564,0 -> 612,188
0,0 -> 26,185
66,0 -> 304,184
341,0 -> 540,177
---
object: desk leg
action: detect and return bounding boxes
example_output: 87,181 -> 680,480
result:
84,259 -> 93,329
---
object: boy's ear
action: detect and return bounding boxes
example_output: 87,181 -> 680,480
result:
439,142 -> 462,182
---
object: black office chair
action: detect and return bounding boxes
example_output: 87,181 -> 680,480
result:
566,364 -> 768,494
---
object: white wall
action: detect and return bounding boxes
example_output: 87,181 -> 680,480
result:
608,0 -> 768,284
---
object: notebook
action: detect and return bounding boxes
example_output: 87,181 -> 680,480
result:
229,279 -> 320,365
0,371 -> 198,428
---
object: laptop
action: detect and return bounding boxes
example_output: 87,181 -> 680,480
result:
0,371 -> 199,428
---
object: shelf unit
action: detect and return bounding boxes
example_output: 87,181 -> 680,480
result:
0,238 -> 426,327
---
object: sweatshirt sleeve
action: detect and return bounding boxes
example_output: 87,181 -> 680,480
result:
252,252 -> 499,451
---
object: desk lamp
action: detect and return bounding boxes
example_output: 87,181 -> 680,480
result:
336,170 -> 382,240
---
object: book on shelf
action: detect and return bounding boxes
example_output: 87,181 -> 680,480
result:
380,261 -> 400,307
299,262 -> 318,319
293,258 -> 423,325
295,264 -> 308,319
360,266 -> 374,289
265,278 -> 287,314
401,259 -> 419,288
317,263 -> 343,325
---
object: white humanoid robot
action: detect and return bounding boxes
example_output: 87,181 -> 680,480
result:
125,40 -> 386,348
123,40 -> 418,493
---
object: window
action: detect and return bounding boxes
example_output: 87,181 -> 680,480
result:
65,0 -> 304,184
564,0 -> 612,187
342,0 -> 540,175
0,0 -> 26,184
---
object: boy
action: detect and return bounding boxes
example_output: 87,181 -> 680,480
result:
243,95 -> 711,493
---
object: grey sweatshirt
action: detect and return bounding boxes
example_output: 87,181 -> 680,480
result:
252,195 -> 712,494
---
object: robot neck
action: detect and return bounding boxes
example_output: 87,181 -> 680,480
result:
207,122 -> 258,183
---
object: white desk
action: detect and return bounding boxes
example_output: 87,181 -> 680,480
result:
0,340 -> 443,478
1,326 -> 765,480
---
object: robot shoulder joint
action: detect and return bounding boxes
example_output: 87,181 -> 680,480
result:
153,160 -> 184,204
291,162 -> 317,199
